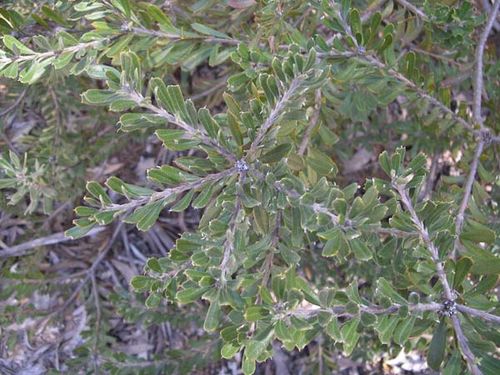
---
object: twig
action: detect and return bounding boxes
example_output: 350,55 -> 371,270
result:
0,38 -> 115,66
395,185 -> 481,375
457,304 -> 500,325
0,227 -> 106,258
450,315 -> 482,375
219,190 -> 242,284
360,54 -> 477,135
410,46 -> 464,67
395,0 -> 429,21
260,212 -> 281,290
473,0 -> 500,127
0,89 -> 27,117
289,302 -> 442,319
103,167 -> 236,214
418,152 -> 440,201
298,89 -> 322,156
127,89 -> 236,162
396,186 -> 453,298
361,0 -> 386,22
130,26 -> 240,45
481,0 -> 500,31
452,140 -> 485,259
219,164 -> 248,284
251,169 -> 416,239
91,272 -> 102,374
248,77 -> 303,157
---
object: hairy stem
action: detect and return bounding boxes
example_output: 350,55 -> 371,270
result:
395,184 -> 481,374
105,167 -> 236,214
298,89 -> 322,156
248,77 -> 302,157
457,304 -> 500,325
127,90 -> 236,162
452,140 -> 485,258
473,0 -> 500,126
395,0 -> 428,20
289,302 -> 442,319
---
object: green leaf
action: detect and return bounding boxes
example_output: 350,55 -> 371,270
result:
326,318 -> 342,341
130,275 -> 152,291
145,293 -> 161,308
82,90 -> 119,105
112,0 -> 131,17
221,343 -> 241,359
349,237 -> 372,261
242,354 -> 256,375
86,181 -> 112,205
192,183 -> 215,209
119,113 -> 164,131
170,190 -> 195,212
341,319 -> 360,355
244,339 -> 268,360
260,143 -> 292,163
41,5 -> 69,26
275,320 -> 292,342
394,316 -> 416,346
124,199 -> 168,231
204,299 -> 222,332
3,35 -> 34,54
376,315 -> 400,344
460,220 -> 495,244
244,306 -> 269,321
198,108 -> 220,138
156,129 -> 200,151
307,149 -> 337,176
443,351 -> 462,375
64,224 -> 96,239
227,113 -> 243,146
376,278 -> 407,305
453,257 -> 473,288
191,23 -> 230,39
177,287 -> 209,304
427,319 -> 447,371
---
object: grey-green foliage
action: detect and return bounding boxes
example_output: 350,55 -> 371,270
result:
0,0 -> 499,374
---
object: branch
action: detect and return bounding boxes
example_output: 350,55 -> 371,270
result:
219,172 -> 245,284
248,77 -> 303,157
360,54 -> 477,134
289,302 -> 442,319
451,315 -> 482,375
361,0 -> 386,22
457,303 -> 500,324
0,37 -> 117,67
298,89 -> 322,156
0,227 -> 106,258
250,169 -> 416,239
473,0 -> 500,127
130,26 -> 240,45
457,304 -> 500,325
395,0 -> 429,21
395,184 -> 482,375
260,212 -> 282,289
452,139 -> 485,258
126,90 -> 236,162
105,167 -> 237,213
396,185 -> 453,298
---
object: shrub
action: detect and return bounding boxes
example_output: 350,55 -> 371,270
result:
0,1 -> 499,374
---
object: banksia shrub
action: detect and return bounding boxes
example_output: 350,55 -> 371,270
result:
0,1 -> 499,374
